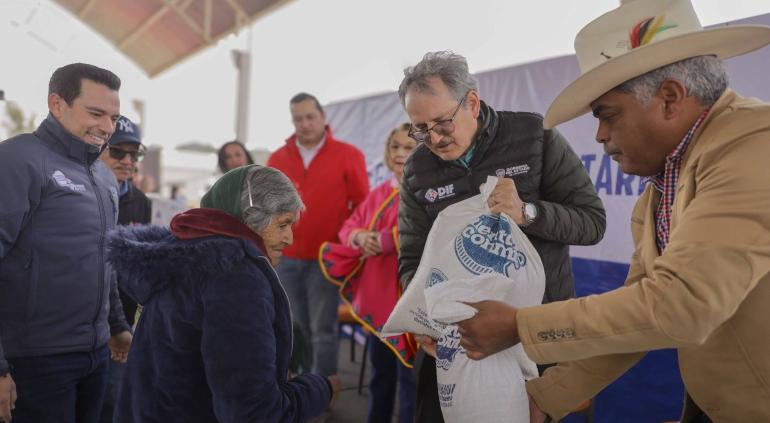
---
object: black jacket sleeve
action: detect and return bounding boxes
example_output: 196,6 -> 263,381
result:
397,178 -> 433,290
141,194 -> 152,224
524,128 -> 606,246
0,139 -> 42,373
108,270 -> 131,335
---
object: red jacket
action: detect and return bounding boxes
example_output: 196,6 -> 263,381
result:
267,127 -> 369,259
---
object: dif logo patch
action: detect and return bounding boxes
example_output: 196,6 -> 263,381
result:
424,184 -> 455,203
454,214 -> 526,277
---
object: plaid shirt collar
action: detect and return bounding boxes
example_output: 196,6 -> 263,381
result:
650,107 -> 711,252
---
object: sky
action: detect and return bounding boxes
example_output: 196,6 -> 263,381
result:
1,0 -> 769,170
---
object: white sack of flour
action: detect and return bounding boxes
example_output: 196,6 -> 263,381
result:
382,175 -> 545,423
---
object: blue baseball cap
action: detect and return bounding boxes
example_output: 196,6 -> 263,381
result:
109,116 -> 142,145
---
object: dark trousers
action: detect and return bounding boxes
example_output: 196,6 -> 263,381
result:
692,412 -> 714,423
8,344 -> 110,423
368,334 -> 415,423
276,258 -> 339,376
413,350 -> 444,423
100,359 -> 127,423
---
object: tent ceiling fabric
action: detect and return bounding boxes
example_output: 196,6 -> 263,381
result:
53,0 -> 292,77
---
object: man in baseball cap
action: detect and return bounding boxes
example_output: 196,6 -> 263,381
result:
455,0 -> 770,421
102,116 -> 143,186
98,116 -> 151,423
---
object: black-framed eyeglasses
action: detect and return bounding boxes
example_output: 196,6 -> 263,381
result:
108,146 -> 144,162
408,94 -> 467,143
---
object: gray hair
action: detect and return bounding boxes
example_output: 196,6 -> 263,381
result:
615,55 -> 728,106
240,166 -> 304,232
398,51 -> 479,107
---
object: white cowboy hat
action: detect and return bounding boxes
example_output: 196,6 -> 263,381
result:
544,0 -> 770,129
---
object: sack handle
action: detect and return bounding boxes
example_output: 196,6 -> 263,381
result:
480,175 -> 498,207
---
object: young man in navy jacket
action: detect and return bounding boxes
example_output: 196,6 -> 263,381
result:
0,63 -> 131,423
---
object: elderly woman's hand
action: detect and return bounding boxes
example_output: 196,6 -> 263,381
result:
0,373 -> 16,423
326,375 -> 341,407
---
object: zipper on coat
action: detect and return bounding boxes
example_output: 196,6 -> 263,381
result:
87,165 -> 107,350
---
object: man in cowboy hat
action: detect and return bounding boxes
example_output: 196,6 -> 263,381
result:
455,0 -> 770,421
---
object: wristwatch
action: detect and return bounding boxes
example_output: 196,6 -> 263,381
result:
521,202 -> 538,227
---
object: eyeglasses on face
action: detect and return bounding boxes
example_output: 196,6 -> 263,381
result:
408,94 -> 468,143
108,146 -> 144,162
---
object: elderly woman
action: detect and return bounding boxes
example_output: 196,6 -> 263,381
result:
108,165 -> 335,423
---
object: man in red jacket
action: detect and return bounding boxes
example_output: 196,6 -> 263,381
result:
267,93 -> 369,389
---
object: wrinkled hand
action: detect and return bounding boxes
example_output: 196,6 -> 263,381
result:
529,394 -> 547,423
457,300 -> 520,360
414,335 -> 437,358
0,374 -> 16,423
109,331 -> 133,363
354,231 -> 382,258
326,375 -> 341,407
484,178 -> 524,224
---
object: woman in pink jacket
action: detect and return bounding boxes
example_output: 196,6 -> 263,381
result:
320,123 -> 417,422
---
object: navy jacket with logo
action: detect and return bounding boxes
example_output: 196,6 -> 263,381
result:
0,114 -> 130,373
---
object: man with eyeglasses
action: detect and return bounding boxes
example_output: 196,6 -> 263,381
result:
396,51 -> 606,422
0,63 -> 131,423
100,117 -> 151,227
98,116 -> 151,423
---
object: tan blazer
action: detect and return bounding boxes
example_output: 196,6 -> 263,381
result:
519,90 -> 770,422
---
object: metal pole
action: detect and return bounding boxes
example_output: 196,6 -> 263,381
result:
132,99 -> 146,133
232,47 -> 251,143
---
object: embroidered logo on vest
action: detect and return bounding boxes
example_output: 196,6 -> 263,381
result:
425,184 -> 456,203
494,164 -> 531,177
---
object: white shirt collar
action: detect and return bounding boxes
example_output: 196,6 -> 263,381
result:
296,134 -> 326,169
